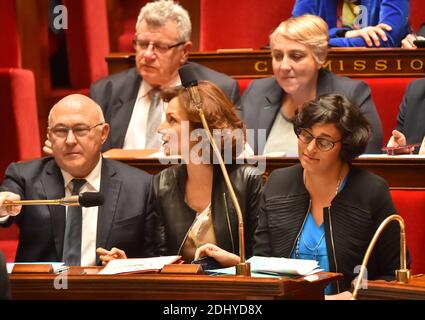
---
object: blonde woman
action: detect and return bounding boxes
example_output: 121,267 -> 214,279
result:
241,14 -> 382,155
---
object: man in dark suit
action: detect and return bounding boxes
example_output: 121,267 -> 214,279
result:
386,78 -> 425,154
0,252 -> 11,300
0,94 -> 154,265
90,0 -> 240,151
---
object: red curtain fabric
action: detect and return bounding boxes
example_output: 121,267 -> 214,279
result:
391,190 -> 425,274
199,0 -> 295,51
63,0 -> 110,88
0,0 -> 21,68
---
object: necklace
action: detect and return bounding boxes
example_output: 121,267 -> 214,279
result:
296,166 -> 345,259
295,230 -> 326,259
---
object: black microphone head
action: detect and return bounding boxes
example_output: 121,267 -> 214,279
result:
179,64 -> 198,88
78,192 -> 104,207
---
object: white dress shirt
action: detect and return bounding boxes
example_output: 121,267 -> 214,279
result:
61,157 -> 102,266
123,77 -> 181,149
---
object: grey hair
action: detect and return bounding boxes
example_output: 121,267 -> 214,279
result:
136,0 -> 192,42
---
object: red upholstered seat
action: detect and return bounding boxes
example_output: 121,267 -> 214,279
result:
0,226 -> 19,262
359,77 -> 418,144
236,78 -> 254,95
0,0 -> 21,68
62,0 -> 110,89
199,0 -> 295,51
0,68 -> 40,262
0,68 -> 41,178
410,0 -> 425,31
391,190 -> 425,274
117,0 -> 149,52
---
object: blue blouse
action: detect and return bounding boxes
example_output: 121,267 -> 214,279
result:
292,0 -> 410,47
291,176 -> 347,295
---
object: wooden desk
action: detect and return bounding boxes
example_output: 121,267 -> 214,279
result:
103,150 -> 425,190
356,275 -> 425,299
10,268 -> 341,300
106,48 -> 425,78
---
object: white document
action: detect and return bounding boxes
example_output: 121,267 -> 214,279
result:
98,255 -> 181,275
207,256 -> 322,277
248,256 -> 321,276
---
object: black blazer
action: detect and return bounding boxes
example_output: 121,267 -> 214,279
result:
90,62 -> 241,151
254,165 -> 405,293
241,68 -> 383,154
152,164 -> 263,260
0,157 -> 155,264
396,78 -> 425,153
0,252 -> 11,300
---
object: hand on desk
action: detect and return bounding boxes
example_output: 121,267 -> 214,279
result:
402,34 -> 425,49
345,23 -> 392,47
0,192 -> 22,217
386,130 -> 415,154
195,243 -> 240,268
97,247 -> 127,266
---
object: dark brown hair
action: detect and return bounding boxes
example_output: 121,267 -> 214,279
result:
293,93 -> 371,162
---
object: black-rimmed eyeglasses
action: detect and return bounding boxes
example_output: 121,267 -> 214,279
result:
132,39 -> 185,53
50,122 -> 105,139
295,127 -> 342,151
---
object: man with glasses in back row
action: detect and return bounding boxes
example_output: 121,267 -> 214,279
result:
0,94 -> 155,266
89,0 -> 240,151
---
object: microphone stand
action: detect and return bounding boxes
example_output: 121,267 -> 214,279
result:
351,214 -> 410,300
4,195 -> 80,207
189,87 -> 251,276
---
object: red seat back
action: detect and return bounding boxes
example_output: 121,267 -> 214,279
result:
359,77 -> 418,143
0,0 -> 21,68
0,68 -> 41,178
410,0 -> 425,31
391,190 -> 425,274
199,0 -> 295,51
117,0 -> 149,52
62,0 -> 110,88
0,225 -> 19,262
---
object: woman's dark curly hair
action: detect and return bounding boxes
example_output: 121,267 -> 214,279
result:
161,80 -> 246,161
293,93 -> 371,163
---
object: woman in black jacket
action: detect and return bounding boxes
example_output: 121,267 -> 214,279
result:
98,81 -> 263,264
197,93 -> 404,298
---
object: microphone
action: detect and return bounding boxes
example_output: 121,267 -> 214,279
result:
178,65 -> 250,276
3,192 -> 104,208
351,214 -> 410,299
179,65 -> 202,108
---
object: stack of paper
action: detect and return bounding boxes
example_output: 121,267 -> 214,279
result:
248,256 -> 321,276
98,256 -> 181,275
207,256 -> 322,277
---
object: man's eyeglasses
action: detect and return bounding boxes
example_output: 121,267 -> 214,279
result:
50,122 -> 105,139
295,127 -> 342,151
132,39 -> 185,53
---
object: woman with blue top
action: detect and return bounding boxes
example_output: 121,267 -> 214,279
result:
196,93 -> 404,299
292,0 -> 410,47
